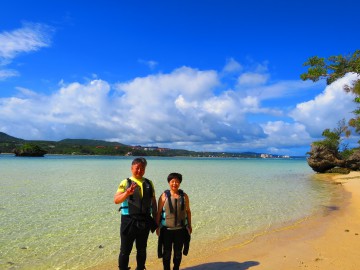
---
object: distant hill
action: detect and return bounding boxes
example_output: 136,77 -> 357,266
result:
58,138 -> 127,147
0,132 -> 292,158
0,132 -> 133,156
0,132 -> 24,142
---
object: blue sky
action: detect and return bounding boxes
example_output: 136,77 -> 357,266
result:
1,0 -> 360,156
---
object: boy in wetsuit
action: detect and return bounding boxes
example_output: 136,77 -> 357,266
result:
156,172 -> 192,270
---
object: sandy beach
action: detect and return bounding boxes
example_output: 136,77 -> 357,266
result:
90,172 -> 360,270
181,171 -> 360,270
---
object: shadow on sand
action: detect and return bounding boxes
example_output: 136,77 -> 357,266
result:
182,261 -> 260,270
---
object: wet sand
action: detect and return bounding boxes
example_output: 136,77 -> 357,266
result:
181,171 -> 360,270
89,172 -> 360,270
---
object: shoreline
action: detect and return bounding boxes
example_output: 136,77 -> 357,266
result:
180,171 -> 360,270
89,172 -> 360,270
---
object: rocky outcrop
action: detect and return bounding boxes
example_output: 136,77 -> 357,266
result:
307,144 -> 345,173
13,143 -> 47,157
307,144 -> 360,173
345,149 -> 360,171
326,167 -> 351,174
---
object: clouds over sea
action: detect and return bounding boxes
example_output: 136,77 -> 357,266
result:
0,22 -> 359,155
1,64 -> 358,155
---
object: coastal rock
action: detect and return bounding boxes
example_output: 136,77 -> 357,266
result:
325,167 -> 351,174
345,149 -> 360,171
13,143 -> 47,157
307,144 -> 344,173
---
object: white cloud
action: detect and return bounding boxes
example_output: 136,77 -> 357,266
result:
1,58 -> 359,156
138,59 -> 158,69
237,72 -> 269,86
0,69 -> 19,80
261,121 -> 312,146
0,22 -> 53,81
246,79 -> 319,101
290,73 -> 359,136
0,66 -> 266,147
0,22 -> 53,62
223,58 -> 243,73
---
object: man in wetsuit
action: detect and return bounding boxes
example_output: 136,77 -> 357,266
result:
114,157 -> 157,270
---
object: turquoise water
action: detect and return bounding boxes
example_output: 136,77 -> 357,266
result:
0,155 -> 337,269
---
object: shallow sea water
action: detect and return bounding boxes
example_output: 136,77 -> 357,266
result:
0,155 -> 338,269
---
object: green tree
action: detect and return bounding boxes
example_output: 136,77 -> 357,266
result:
14,143 -> 47,157
301,50 -> 360,134
300,50 -> 360,88
312,119 -> 348,153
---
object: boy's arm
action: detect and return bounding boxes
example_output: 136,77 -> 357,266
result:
156,193 -> 165,236
156,193 -> 165,224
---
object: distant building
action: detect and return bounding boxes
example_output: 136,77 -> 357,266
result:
143,146 -> 158,151
260,153 -> 273,158
261,153 -> 291,159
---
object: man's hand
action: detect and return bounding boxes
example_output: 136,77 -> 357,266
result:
126,182 -> 137,195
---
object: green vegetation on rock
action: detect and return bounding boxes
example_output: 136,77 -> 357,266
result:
13,143 -> 47,157
301,50 -> 360,172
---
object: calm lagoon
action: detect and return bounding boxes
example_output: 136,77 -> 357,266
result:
0,155 -> 338,269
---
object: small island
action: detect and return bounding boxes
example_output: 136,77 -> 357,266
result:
13,143 -> 47,157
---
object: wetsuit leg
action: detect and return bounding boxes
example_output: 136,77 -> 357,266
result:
172,229 -> 184,270
162,229 -> 173,270
135,227 -> 150,270
119,216 -> 135,270
119,231 -> 135,270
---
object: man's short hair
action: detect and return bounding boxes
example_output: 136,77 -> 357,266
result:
132,157 -> 147,167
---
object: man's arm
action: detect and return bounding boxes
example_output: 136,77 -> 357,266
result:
185,194 -> 192,234
114,182 -> 137,204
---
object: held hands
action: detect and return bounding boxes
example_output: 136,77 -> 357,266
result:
156,226 -> 191,236
126,182 -> 137,196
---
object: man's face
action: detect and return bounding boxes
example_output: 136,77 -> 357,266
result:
131,163 -> 146,179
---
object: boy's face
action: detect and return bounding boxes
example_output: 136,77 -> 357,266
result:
131,163 -> 146,179
168,178 -> 181,192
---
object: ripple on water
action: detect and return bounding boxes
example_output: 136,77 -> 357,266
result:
0,156 -> 335,269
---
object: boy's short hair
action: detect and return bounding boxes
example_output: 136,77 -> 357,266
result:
132,157 -> 147,167
167,172 -> 182,183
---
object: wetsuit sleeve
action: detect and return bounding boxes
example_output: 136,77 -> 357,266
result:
116,179 -> 128,193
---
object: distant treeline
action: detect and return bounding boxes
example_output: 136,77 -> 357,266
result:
0,132 -> 287,158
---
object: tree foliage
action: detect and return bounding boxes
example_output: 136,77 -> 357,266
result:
301,50 -> 360,136
301,50 -> 360,89
312,119 -> 348,153
13,143 -> 47,157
